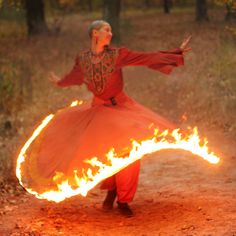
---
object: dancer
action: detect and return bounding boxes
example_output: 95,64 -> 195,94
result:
24,20 -> 191,217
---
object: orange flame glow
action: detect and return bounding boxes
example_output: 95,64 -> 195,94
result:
16,101 -> 220,203
70,100 -> 83,107
181,113 -> 188,122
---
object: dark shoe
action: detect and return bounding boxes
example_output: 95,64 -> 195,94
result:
102,189 -> 117,210
117,202 -> 134,217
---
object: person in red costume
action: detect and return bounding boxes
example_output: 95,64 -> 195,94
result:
48,20 -> 191,217
44,20 -> 190,217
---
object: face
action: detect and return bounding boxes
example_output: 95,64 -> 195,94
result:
93,23 -> 113,46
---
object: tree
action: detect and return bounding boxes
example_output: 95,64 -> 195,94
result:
225,1 -> 236,21
78,0 -> 93,12
163,0 -> 172,14
25,0 -> 48,35
214,0 -> 236,21
196,0 -> 209,21
87,0 -> 93,12
103,0 -> 121,43
144,0 -> 151,8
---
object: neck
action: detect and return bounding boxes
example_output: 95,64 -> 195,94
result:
91,40 -> 106,55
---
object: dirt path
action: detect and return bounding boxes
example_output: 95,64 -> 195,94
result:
1,133 -> 236,236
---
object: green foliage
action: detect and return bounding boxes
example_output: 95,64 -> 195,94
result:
214,0 -> 236,15
45,0 -> 103,14
212,40 -> 236,127
0,59 -> 17,114
0,0 -> 24,21
0,58 -> 31,115
214,0 -> 236,37
214,0 -> 236,8
179,36 -> 236,135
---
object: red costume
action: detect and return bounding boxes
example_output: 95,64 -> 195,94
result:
20,46 -> 184,202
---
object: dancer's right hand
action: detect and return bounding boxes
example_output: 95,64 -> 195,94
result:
49,72 -> 61,85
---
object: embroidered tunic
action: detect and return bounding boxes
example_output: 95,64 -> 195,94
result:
57,47 -> 184,101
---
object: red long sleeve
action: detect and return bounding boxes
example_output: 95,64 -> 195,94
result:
57,56 -> 84,87
116,47 -> 184,74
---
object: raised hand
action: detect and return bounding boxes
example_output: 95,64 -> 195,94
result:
180,35 -> 192,54
49,71 -> 61,85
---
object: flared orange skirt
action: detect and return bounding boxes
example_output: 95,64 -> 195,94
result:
20,92 -> 175,194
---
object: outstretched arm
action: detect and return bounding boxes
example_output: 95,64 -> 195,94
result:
49,56 -> 84,87
116,36 -> 191,75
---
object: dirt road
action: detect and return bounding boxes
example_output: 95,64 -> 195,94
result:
1,133 -> 236,235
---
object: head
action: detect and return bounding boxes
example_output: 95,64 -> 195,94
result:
88,20 -> 112,46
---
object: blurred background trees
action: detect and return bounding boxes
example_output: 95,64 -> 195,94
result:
215,0 -> 236,21
25,0 -> 48,35
0,0 -> 235,38
196,0 -> 209,21
0,0 -> 236,181
103,0 -> 121,43
163,0 -> 172,13
0,0 -> 235,117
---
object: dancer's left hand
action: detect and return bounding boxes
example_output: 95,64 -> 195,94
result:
180,35 -> 192,54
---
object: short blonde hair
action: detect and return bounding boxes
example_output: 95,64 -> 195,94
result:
88,20 -> 110,38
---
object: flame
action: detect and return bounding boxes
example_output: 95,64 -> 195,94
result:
16,102 -> 220,203
70,100 -> 83,107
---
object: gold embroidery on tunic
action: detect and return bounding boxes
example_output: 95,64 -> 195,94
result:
79,48 -> 118,95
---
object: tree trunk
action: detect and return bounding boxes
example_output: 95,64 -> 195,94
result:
144,0 -> 151,8
103,0 -> 121,44
87,0 -> 93,12
163,0 -> 172,14
225,3 -> 236,21
196,0 -> 209,22
25,0 -> 48,35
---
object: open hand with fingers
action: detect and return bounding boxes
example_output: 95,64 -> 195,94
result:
180,35 -> 192,54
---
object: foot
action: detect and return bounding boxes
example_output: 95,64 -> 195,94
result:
117,202 -> 134,217
102,189 -> 117,210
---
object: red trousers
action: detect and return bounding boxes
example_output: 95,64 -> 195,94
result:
100,160 -> 140,203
